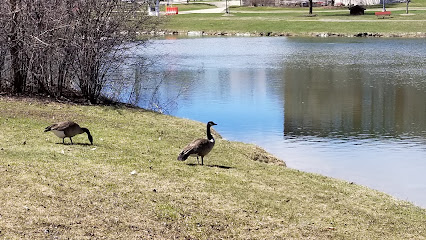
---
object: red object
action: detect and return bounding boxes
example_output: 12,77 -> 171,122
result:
375,11 -> 391,17
166,7 -> 178,15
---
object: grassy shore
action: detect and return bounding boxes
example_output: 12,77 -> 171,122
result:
0,96 -> 425,239
161,3 -> 426,36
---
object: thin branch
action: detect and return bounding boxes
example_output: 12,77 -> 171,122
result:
30,35 -> 50,47
39,24 -> 74,37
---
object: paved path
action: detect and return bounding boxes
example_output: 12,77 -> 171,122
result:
234,7 -> 426,13
177,1 -> 241,14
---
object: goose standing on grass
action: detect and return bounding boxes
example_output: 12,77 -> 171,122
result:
44,121 -> 93,145
177,121 -> 217,165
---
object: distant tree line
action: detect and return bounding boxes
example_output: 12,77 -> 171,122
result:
0,0 -> 160,103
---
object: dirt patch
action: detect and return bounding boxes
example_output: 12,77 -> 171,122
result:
248,146 -> 286,166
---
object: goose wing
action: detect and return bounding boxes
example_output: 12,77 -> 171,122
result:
183,138 -> 210,154
54,121 -> 78,131
44,121 -> 77,132
178,138 -> 210,160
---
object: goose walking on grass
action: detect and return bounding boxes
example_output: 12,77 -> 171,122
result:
177,121 -> 217,165
44,121 -> 93,145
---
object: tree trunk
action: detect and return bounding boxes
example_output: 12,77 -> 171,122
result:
309,0 -> 313,14
0,49 -> 5,90
406,0 -> 409,14
9,0 -> 26,93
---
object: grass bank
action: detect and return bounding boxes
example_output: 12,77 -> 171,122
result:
1,97 -> 425,239
161,6 -> 426,36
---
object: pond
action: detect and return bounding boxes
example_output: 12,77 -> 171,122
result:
109,37 -> 426,208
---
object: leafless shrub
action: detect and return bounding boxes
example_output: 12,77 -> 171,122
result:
0,0 -> 161,103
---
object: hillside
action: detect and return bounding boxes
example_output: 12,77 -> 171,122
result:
0,96 -> 425,239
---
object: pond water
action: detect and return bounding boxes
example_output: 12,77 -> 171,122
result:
109,37 -> 426,208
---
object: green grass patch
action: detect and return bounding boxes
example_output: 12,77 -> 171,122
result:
0,96 -> 425,239
163,11 -> 426,34
173,3 -> 217,11
162,5 -> 426,35
229,6 -> 306,11
409,0 -> 426,7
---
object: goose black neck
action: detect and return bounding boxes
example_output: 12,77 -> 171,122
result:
82,128 -> 93,144
207,124 -> 214,141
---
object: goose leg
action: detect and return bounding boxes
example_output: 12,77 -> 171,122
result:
196,156 -> 199,165
62,138 -> 65,144
70,137 -> 73,145
201,156 -> 204,165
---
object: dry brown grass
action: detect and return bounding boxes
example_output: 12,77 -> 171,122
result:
0,96 -> 425,239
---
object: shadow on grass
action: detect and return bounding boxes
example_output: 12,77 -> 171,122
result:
55,142 -> 93,146
186,163 -> 233,169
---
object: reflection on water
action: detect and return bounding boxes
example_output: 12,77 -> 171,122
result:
112,37 -> 426,207
284,64 -> 426,138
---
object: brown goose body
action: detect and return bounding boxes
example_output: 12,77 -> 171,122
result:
44,121 -> 93,145
177,121 -> 217,165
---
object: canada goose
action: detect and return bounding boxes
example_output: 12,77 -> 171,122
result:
177,121 -> 217,165
44,121 -> 93,145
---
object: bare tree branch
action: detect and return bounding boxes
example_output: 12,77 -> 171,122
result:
0,0 -> 162,102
